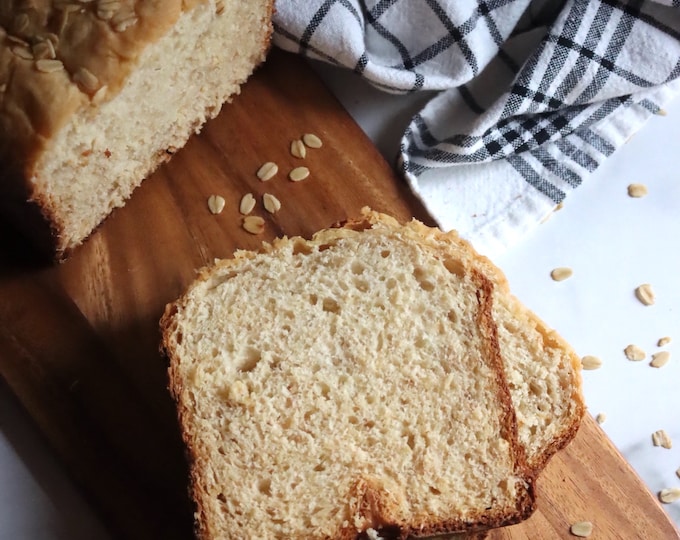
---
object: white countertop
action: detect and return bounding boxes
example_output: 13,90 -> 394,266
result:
1,58 -> 679,538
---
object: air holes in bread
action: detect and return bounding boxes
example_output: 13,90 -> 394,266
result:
292,239 -> 313,255
258,479 -> 272,496
413,266 -> 435,292
443,257 -> 465,278
238,347 -> 261,372
351,261 -> 365,275
322,298 -> 341,314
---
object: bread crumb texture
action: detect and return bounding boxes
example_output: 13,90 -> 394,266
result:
162,210 -> 584,539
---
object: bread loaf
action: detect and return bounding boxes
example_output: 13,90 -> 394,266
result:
160,210 -> 573,539
0,0 -> 273,259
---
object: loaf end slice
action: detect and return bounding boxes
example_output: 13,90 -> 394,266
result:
0,0 -> 273,259
161,211 -> 536,539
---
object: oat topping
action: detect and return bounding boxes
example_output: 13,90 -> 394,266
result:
73,67 -> 101,94
35,58 -> 65,73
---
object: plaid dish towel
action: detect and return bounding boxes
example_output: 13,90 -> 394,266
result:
273,0 -> 680,258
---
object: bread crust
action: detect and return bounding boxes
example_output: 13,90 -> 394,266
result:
160,209 -> 547,539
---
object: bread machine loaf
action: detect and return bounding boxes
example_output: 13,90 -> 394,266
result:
0,0 -> 273,259
160,209 -> 585,539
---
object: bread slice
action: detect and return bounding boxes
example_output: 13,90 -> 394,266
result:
161,211 -> 539,539
398,218 -> 585,471
0,0 -> 273,259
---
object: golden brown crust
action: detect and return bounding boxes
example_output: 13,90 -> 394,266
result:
160,209 -> 543,540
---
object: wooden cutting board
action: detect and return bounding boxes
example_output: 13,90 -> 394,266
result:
0,49 -> 677,540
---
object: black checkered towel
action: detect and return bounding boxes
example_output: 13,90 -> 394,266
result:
274,0 -> 680,257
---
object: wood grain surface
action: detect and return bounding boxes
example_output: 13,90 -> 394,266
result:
0,49 -> 677,540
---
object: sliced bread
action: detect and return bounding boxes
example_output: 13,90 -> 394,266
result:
161,211 -> 538,539
398,216 -> 585,471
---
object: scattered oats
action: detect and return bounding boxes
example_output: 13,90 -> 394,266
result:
570,521 -> 593,537
581,355 -> 602,370
627,183 -> 648,198
676,467 -> 680,479
207,194 -> 226,215
289,166 -> 310,182
239,193 -> 256,215
652,429 -> 672,449
262,193 -> 281,214
550,267 -> 573,281
35,59 -> 64,73
624,344 -> 646,362
290,139 -> 306,159
595,412 -> 607,424
256,162 -> 278,181
215,0 -> 225,15
243,215 -> 265,235
635,284 -> 655,306
659,488 -> 680,504
658,336 -> 672,347
650,351 -> 670,368
302,133 -> 323,148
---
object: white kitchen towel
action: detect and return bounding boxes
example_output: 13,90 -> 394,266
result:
273,0 -> 680,258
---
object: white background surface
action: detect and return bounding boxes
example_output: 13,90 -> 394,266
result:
1,58 -> 679,538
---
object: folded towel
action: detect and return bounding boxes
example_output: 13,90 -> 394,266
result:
273,0 -> 680,258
